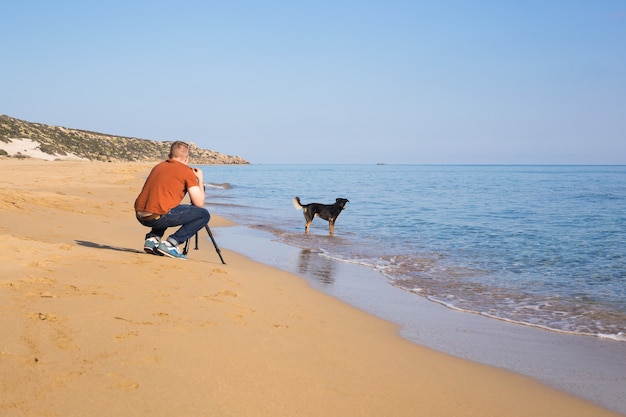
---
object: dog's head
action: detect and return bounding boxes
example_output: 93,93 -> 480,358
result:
335,198 -> 349,209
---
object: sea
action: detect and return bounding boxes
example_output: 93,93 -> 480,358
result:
198,164 -> 626,342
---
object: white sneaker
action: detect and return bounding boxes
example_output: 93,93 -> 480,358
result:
144,237 -> 161,255
156,241 -> 187,259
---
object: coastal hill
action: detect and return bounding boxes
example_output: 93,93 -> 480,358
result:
0,114 -> 248,164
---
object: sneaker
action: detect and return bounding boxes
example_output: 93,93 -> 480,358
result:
156,241 -> 187,260
144,237 -> 162,255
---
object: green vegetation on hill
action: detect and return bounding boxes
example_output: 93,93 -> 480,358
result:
0,114 -> 248,164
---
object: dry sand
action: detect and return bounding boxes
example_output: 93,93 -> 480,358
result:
0,159 -> 622,417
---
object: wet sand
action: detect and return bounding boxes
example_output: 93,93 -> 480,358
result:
216,225 -> 626,414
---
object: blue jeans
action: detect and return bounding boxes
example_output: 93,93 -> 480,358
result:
137,205 -> 211,246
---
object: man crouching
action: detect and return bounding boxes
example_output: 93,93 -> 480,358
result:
134,141 -> 210,259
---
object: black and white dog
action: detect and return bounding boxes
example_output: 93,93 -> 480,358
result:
293,196 -> 349,235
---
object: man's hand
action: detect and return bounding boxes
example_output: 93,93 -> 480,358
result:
192,167 -> 204,185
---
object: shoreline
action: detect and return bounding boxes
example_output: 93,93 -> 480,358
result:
1,159 -> 623,417
214,225 -> 626,414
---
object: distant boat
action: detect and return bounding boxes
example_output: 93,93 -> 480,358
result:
376,163 -> 386,165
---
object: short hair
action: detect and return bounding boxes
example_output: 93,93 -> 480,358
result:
168,141 -> 190,159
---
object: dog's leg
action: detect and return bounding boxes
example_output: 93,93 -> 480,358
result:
305,220 -> 311,234
329,220 -> 335,235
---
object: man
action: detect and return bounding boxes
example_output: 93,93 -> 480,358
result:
134,141 -> 210,259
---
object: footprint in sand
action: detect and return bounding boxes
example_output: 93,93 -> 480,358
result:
104,372 -> 139,390
27,312 -> 59,322
114,330 -> 140,341
25,312 -> 80,351
214,290 -> 238,298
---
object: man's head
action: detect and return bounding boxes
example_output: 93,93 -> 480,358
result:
168,141 -> 190,163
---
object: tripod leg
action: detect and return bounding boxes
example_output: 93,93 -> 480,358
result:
184,232 -> 199,255
205,225 -> 226,264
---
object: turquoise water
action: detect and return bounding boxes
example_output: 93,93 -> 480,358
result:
199,164 -> 626,340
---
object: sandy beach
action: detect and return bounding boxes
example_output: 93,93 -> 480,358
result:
1,159 -> 622,417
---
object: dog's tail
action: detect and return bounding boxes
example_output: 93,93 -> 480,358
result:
293,196 -> 303,210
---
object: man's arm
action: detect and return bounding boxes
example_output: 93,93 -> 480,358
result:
188,168 -> 205,207
188,185 -> 205,207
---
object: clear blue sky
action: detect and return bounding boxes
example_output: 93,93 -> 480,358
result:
2,1 -> 625,164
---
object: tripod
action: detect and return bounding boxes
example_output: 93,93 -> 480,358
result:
183,224 -> 226,264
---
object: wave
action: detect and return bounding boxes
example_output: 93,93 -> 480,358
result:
205,182 -> 233,189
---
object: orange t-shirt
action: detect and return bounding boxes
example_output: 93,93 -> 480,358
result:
134,159 -> 198,215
